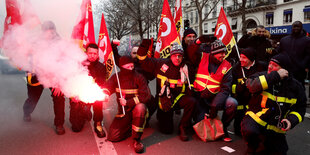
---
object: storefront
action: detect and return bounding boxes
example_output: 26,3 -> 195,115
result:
266,23 -> 310,41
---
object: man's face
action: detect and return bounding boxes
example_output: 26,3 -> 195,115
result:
121,63 -> 134,70
184,34 -> 196,45
268,61 -> 282,74
240,54 -> 253,67
256,27 -> 266,37
292,22 -> 302,36
212,51 -> 226,62
170,54 -> 183,66
131,47 -> 138,59
86,47 -> 99,62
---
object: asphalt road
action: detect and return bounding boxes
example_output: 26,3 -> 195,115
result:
0,73 -> 309,155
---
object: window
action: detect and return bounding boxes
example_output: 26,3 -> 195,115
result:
283,9 -> 292,24
212,9 -> 217,18
304,6 -> 310,22
204,5 -> 209,19
231,18 -> 237,30
195,11 -> 198,24
284,0 -> 292,2
190,11 -> 193,24
266,12 -> 274,25
204,23 -> 208,34
212,21 -> 216,32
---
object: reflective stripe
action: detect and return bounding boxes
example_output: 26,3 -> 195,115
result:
289,111 -> 302,123
196,74 -> 221,84
158,93 -> 185,111
195,79 -> 220,93
261,94 -> 268,108
237,105 -> 248,110
246,111 -> 286,134
256,108 -> 269,117
132,125 -> 144,132
261,91 -> 297,105
137,55 -> 147,60
116,88 -> 138,94
237,78 -> 245,84
133,96 -> 140,104
232,84 -> 236,94
157,74 -> 184,87
259,75 -> 268,90
27,73 -> 40,86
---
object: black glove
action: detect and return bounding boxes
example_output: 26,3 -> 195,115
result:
137,39 -> 152,56
196,35 -> 211,44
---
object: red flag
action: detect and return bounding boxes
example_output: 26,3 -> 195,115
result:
3,0 -> 22,34
174,0 -> 183,40
154,0 -> 180,58
147,38 -> 153,58
71,0 -> 95,51
98,13 -> 114,79
214,7 -> 236,57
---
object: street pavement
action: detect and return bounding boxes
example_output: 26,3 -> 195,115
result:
0,73 -> 309,155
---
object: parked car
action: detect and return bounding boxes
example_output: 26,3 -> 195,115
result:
0,52 -> 24,74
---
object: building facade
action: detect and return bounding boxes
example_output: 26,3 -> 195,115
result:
183,0 -> 310,41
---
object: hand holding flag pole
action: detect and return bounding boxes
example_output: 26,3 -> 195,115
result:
112,53 -> 126,116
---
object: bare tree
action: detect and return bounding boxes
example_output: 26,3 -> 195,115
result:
187,0 -> 221,36
232,0 -> 247,35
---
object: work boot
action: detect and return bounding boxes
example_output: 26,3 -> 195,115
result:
133,139 -> 144,153
55,125 -> 65,135
23,114 -> 31,122
94,122 -> 106,138
179,126 -> 189,141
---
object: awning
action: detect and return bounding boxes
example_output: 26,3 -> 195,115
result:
266,13 -> 273,17
283,10 -> 292,15
304,7 -> 310,12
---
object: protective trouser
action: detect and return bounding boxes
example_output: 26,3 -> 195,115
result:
69,100 -> 85,132
23,84 -> 65,126
108,103 -> 147,142
156,95 -> 196,134
241,115 -> 288,154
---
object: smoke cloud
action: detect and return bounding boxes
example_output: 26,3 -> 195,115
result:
1,0 -> 106,103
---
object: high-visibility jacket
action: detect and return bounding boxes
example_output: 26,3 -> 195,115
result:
246,71 -> 307,134
194,53 -> 231,93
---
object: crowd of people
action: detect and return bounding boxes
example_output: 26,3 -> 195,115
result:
22,20 -> 309,154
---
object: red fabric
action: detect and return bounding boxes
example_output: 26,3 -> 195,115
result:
147,38 -> 153,58
71,0 -> 95,51
173,0 -> 183,40
214,7 -> 234,45
154,0 -> 180,58
3,0 -> 22,34
193,115 -> 224,142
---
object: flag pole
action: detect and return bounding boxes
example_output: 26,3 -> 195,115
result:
111,53 -> 125,115
234,43 -> 246,79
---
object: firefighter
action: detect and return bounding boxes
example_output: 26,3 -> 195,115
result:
231,47 -> 267,136
137,40 -> 197,142
23,21 -> 66,135
242,54 -> 307,154
103,56 -> 151,153
187,39 -> 238,142
69,43 -> 106,138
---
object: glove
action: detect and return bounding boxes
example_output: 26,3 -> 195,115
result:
195,35 -> 210,44
111,39 -> 120,51
137,39 -> 152,56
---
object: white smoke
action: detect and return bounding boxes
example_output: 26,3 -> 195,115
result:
1,0 -> 106,103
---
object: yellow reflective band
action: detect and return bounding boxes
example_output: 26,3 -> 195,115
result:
133,96 -> 140,104
27,73 -> 40,86
259,75 -> 268,90
116,88 -> 138,94
196,74 -> 221,84
232,84 -> 236,94
246,111 -> 285,133
195,79 -> 206,88
237,78 -> 245,84
256,108 -> 269,117
289,111 -> 302,123
137,55 -> 147,60
115,114 -> 125,118
237,105 -> 244,110
206,85 -> 220,89
266,125 -> 286,134
142,109 -> 149,129
172,93 -> 185,108
132,125 -> 144,132
157,74 -> 183,87
246,111 -> 267,126
261,91 -> 297,105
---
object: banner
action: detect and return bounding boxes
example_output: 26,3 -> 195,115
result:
3,0 -> 22,34
147,37 -> 153,58
154,0 -> 180,58
214,7 -> 236,57
174,0 -> 183,40
71,0 -> 95,51
98,13 -> 114,79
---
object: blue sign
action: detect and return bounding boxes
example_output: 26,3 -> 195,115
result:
266,23 -> 310,35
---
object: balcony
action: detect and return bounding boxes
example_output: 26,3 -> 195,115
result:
227,0 -> 276,17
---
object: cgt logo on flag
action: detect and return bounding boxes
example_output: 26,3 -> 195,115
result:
214,7 -> 236,58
